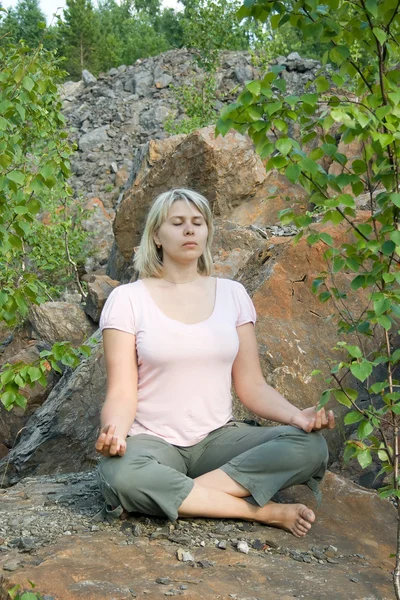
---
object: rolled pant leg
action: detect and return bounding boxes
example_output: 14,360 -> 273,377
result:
220,426 -> 328,506
189,424 -> 328,507
97,434 -> 194,521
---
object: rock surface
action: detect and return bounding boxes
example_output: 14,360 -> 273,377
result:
0,471 -> 396,599
28,302 -> 97,346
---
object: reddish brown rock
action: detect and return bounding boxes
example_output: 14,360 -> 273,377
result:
112,127 -> 267,265
0,472 -> 395,600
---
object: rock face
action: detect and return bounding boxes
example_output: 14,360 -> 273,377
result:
0,332 -> 104,485
62,49 -> 322,214
29,302 -> 97,346
84,274 -> 120,323
0,471 -> 396,600
109,126 -> 268,279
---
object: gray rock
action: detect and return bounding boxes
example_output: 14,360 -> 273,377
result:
237,540 -> 249,554
82,70 -> 97,86
234,64 -> 254,83
79,127 -> 110,152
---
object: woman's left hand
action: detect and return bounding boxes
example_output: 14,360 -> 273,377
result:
291,407 -> 335,433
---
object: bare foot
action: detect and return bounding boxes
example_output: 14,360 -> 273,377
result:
258,502 -> 315,537
119,508 -> 129,520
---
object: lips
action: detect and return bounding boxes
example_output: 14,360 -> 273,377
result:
183,242 -> 197,246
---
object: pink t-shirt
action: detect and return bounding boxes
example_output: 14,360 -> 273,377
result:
99,277 -> 256,447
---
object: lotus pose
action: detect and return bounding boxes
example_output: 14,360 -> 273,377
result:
96,188 -> 335,537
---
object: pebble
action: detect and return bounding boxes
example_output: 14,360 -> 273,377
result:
237,541 -> 249,554
350,577 -> 359,583
252,539 -> 264,551
218,540 -> 227,549
200,541 -> 205,547
156,577 -> 171,585
3,560 -> 21,571
176,548 -> 194,562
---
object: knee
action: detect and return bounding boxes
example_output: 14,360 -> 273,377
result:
303,431 -> 329,467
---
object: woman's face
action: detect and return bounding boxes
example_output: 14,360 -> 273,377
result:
154,200 -> 208,265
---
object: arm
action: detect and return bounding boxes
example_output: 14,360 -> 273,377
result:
96,328 -> 138,456
232,323 -> 334,432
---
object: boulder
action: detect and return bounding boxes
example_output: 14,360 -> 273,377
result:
0,332 -> 104,485
0,342 -> 59,449
28,302 -> 96,346
78,127 -> 110,152
84,275 -> 120,323
82,70 -> 97,86
109,126 -> 268,279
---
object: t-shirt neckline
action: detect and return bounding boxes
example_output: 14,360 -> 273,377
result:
139,277 -> 219,326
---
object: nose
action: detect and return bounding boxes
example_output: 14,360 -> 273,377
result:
184,223 -> 194,235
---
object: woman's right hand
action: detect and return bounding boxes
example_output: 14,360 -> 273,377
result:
95,424 -> 127,457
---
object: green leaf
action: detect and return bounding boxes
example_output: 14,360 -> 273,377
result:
275,137 -> 293,155
350,360 -> 373,382
246,81 -> 261,96
285,163 -> 301,183
377,315 -> 392,330
333,389 -> 351,407
344,411 -> 364,425
7,170 -> 25,185
315,76 -> 330,93
365,0 -> 378,17
346,345 -> 362,358
317,388 -> 332,409
357,448 -> 372,469
216,118 -> 234,136
22,76 -> 34,92
332,256 -> 345,273
373,28 -> 387,45
357,419 -> 374,440
390,193 -> 400,207
28,367 -> 42,383
381,240 -> 395,255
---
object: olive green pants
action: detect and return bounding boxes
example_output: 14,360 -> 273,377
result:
97,422 -> 328,521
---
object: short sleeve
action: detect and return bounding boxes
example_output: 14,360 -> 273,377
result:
233,282 -> 257,327
99,285 -> 136,335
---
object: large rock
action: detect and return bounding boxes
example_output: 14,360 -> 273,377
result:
0,471 -> 396,599
109,126 -> 268,279
78,127 -> 110,153
29,302 -> 96,346
0,332 -> 104,485
0,342 -> 59,451
84,275 -> 120,323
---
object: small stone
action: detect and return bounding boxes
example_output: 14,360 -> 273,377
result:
350,577 -> 359,583
91,525 -> 100,532
63,530 -> 72,536
176,548 -> 194,562
179,585 -> 188,590
237,540 -> 249,554
197,559 -> 216,568
200,541 -> 205,547
132,524 -> 141,537
252,539 -> 264,551
156,578 -> 171,585
3,560 -> 20,571
218,540 -> 227,549
326,557 -> 339,564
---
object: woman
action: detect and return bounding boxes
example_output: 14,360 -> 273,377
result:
96,188 -> 334,538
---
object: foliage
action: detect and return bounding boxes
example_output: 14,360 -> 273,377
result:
0,37 -> 92,412
0,0 -> 46,48
164,75 -> 219,135
217,0 -> 400,595
56,0 -> 99,79
7,580 -> 43,600
0,342 -> 91,412
181,0 -> 250,72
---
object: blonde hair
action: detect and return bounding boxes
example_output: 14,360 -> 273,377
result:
133,188 -> 214,278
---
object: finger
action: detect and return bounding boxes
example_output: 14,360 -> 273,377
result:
95,432 -> 107,451
314,410 -> 322,430
104,424 -> 117,448
319,408 -> 328,427
118,441 -> 127,456
328,410 -> 335,429
109,435 -> 119,456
